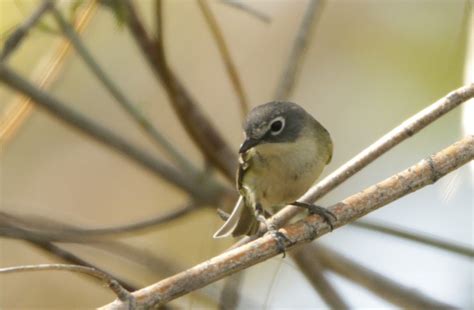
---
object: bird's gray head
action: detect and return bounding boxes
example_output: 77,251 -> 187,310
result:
239,101 -> 308,153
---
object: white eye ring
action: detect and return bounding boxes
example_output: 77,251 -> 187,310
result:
269,116 -> 285,136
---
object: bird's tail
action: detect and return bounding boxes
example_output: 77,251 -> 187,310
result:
213,196 -> 260,238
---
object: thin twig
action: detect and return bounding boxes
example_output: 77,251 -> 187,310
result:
274,0 -> 324,100
291,247 -> 349,309
122,0 -> 238,181
102,135 -> 473,308
0,264 -> 135,305
198,0 -> 250,118
0,63 -> 223,203
234,84 -> 474,247
312,243 -> 454,309
220,0 -> 271,23
0,1 -> 53,60
27,240 -> 137,292
352,219 -> 474,258
49,4 -> 198,176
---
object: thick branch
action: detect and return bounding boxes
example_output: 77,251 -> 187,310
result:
102,135 -> 473,309
234,84 -> 474,248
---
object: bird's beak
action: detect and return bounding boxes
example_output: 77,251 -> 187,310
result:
239,137 -> 260,154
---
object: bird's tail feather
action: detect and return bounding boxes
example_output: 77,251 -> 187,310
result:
213,196 -> 259,238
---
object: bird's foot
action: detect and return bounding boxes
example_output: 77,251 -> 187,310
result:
291,201 -> 337,231
257,215 -> 290,257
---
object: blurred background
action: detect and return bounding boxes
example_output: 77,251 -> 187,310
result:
0,0 -> 472,308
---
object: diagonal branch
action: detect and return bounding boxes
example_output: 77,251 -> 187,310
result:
26,240 -> 137,292
352,219 -> 474,258
312,243 -> 453,309
49,4 -> 198,176
0,264 -> 134,305
0,63 -> 223,203
0,1 -> 53,60
198,0 -> 250,118
234,84 -> 474,248
102,135 -> 473,308
291,247 -> 349,309
274,0 -> 324,100
121,0 -> 238,181
220,0 -> 271,23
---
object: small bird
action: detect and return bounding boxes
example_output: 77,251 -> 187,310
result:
214,101 -> 335,239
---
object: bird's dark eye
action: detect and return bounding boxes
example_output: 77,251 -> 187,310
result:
271,121 -> 282,132
269,117 -> 285,135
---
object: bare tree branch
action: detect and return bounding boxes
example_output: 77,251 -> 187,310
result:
312,243 -> 454,309
220,0 -> 271,23
26,240 -> 138,292
352,219 -> 474,258
121,0 -> 238,181
274,0 -> 324,100
291,247 -> 349,309
102,135 -> 472,308
198,0 -> 250,118
0,202 -> 200,242
0,63 -> 223,203
0,1 -> 53,60
48,4 -> 198,176
0,264 -> 134,305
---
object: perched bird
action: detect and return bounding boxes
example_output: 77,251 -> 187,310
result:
214,101 -> 335,239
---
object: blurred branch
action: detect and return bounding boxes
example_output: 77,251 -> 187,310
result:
49,4 -> 198,176
102,135 -> 473,308
27,240 -> 137,292
312,243 -> 453,309
234,84 -> 474,248
0,202 -> 201,242
291,247 -> 349,309
352,219 -> 474,258
274,0 -> 324,100
218,272 -> 243,310
0,264 -> 135,305
0,1 -> 53,60
198,0 -> 250,118
220,0 -> 271,23
0,63 -> 222,203
154,0 -> 163,49
121,0 -> 238,181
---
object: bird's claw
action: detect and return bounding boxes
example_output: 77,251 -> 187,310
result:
265,229 -> 290,258
292,201 -> 337,231
257,214 -> 290,257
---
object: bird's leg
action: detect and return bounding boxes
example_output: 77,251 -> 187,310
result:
291,201 -> 337,231
255,203 -> 290,257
